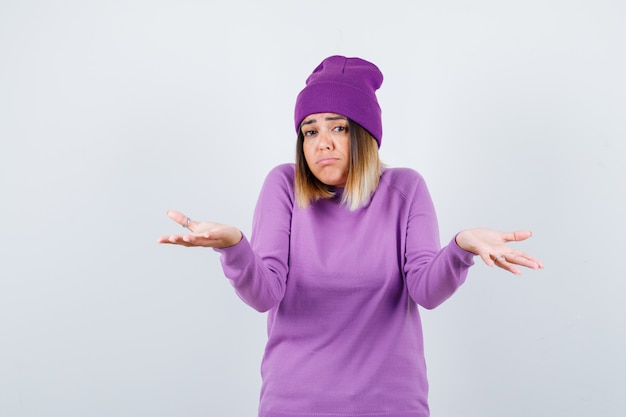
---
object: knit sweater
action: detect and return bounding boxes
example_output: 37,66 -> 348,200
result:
215,163 -> 475,417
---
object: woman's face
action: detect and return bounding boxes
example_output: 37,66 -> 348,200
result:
300,112 -> 350,187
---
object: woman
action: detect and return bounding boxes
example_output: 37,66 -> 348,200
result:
158,55 -> 543,417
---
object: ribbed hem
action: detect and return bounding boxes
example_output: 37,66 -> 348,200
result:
261,412 -> 427,417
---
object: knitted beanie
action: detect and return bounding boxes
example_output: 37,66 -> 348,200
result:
294,55 -> 384,147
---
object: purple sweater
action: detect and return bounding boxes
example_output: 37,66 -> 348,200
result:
216,163 -> 475,417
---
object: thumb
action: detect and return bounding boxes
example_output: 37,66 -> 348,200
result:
167,210 -> 191,228
503,230 -> 533,242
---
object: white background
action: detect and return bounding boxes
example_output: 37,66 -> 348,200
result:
1,1 -> 625,416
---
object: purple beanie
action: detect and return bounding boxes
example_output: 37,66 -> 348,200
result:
294,55 -> 384,147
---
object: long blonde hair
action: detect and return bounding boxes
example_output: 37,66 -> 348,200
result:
295,120 -> 381,211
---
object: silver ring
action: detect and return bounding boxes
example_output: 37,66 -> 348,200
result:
183,217 -> 191,229
494,255 -> 505,263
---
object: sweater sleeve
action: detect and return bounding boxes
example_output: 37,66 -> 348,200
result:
403,172 -> 475,309
213,164 -> 294,312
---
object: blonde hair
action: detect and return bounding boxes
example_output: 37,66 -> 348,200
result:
295,120 -> 382,211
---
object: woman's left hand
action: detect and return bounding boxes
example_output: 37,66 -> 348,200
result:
455,228 -> 543,275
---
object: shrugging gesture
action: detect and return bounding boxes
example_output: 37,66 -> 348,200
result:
156,55 -> 544,416
456,228 -> 543,275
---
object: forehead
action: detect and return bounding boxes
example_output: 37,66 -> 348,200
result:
301,112 -> 347,124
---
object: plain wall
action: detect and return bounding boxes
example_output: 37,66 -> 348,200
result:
1,1 -> 625,416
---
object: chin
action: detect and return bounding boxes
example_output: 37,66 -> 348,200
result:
314,171 -> 347,187
323,179 -> 346,187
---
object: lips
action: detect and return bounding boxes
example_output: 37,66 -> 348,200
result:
316,157 -> 339,165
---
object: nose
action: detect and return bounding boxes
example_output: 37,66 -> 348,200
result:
318,131 -> 333,150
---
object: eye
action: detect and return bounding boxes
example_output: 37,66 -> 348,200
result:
303,129 -> 317,137
333,125 -> 348,133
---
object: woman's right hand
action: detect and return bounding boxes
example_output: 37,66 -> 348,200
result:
157,209 -> 243,248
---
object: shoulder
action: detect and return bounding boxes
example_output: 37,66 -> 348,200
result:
378,167 -> 426,196
258,163 -> 296,199
375,167 -> 435,211
267,163 -> 295,179
381,166 -> 424,181
264,163 -> 295,185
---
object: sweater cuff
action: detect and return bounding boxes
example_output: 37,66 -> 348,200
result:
449,234 -> 476,267
213,233 -> 253,268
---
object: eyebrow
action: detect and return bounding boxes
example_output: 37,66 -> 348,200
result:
300,115 -> 348,127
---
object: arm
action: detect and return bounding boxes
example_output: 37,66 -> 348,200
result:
214,165 -> 294,311
402,175 -> 543,309
157,165 -> 294,312
403,175 -> 475,309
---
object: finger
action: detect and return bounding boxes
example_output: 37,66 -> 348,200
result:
522,251 -> 543,269
494,256 -> 522,275
502,230 -> 533,243
156,234 -> 192,246
479,252 -> 497,267
504,248 -> 543,268
166,210 -> 188,226
167,210 -> 199,231
180,233 -> 223,247
504,252 -> 544,270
